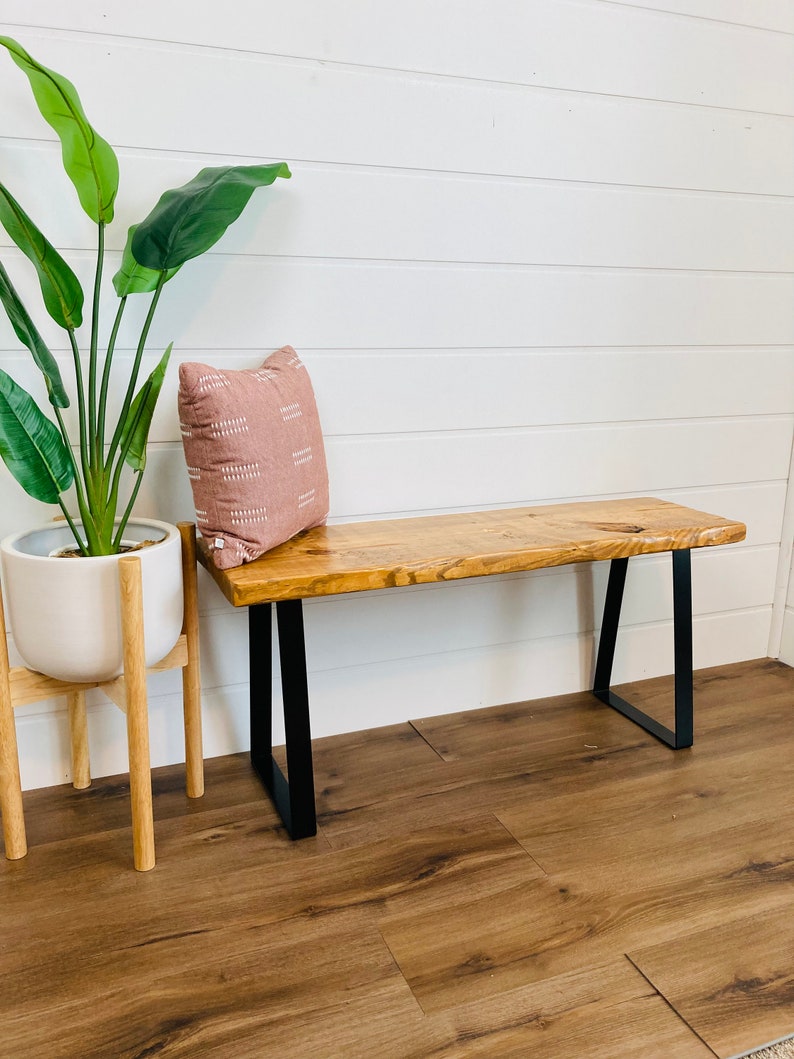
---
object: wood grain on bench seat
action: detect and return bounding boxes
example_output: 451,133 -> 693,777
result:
196,497 -> 746,607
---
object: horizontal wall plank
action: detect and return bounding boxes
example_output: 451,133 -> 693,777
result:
0,423 -> 787,544
2,254 -> 791,353
0,32 -> 790,195
321,419 -> 793,517
0,479 -> 781,641
292,607 -> 772,737
3,148 -> 793,273
3,1 -> 792,114
3,348 -> 793,445
196,165 -> 794,272
189,546 -> 776,685
65,417 -> 789,530
261,606 -> 770,740
159,343 -> 793,440
306,349 -> 794,435
778,609 -> 794,664
108,263 -> 794,351
11,606 -> 771,789
622,1 -> 794,34
184,481 -> 787,620
8,493 -> 772,682
656,484 -> 785,550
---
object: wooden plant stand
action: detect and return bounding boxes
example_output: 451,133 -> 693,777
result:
0,522 -> 203,872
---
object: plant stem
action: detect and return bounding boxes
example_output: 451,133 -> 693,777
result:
105,378 -> 151,540
96,295 -> 128,520
88,221 -> 105,472
101,275 -> 166,555
67,328 -> 93,503
52,405 -> 101,554
55,495 -> 89,557
112,470 -> 144,551
96,294 -> 127,461
106,272 -> 166,468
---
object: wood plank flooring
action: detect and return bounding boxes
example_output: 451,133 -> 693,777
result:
2,657 -> 793,1058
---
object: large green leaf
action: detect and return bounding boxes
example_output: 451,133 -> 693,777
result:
0,368 -> 73,502
120,343 -> 173,471
0,181 -> 83,329
131,163 -> 291,271
0,36 -> 119,224
0,261 -> 69,408
112,225 -> 182,297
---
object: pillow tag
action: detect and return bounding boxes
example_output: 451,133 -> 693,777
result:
214,538 -> 225,549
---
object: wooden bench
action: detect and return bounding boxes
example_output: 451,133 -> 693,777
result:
197,497 -> 746,840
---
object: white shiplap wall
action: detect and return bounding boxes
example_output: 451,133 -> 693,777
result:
0,2 -> 792,789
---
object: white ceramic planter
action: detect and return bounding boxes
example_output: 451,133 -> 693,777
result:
0,518 -> 183,683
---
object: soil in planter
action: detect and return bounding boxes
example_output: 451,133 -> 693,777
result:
53,540 -> 160,558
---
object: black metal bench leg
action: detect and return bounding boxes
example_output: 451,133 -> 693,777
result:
671,549 -> 694,748
249,600 -> 317,838
593,550 -> 693,749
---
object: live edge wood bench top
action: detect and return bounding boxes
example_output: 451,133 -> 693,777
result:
196,497 -> 746,608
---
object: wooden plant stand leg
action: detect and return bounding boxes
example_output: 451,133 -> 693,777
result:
178,522 -> 203,799
0,586 -> 26,860
67,690 -> 91,790
118,555 -> 155,872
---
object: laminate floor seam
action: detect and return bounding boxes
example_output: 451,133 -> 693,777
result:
408,718 -> 451,761
625,952 -> 721,1058
492,810 -> 553,875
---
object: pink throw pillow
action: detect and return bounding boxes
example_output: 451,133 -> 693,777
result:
178,346 -> 330,569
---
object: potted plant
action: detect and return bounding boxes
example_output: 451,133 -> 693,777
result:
0,37 -> 290,681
